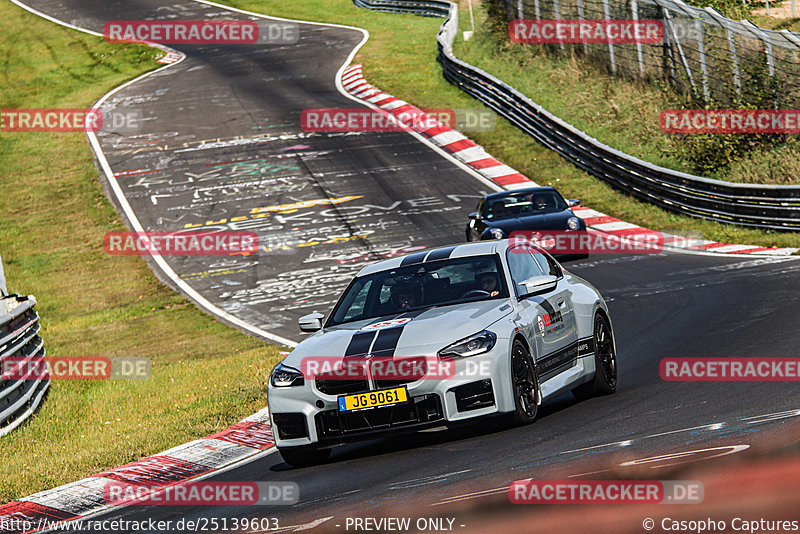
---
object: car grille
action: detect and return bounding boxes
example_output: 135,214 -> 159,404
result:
314,356 -> 428,394
315,394 -> 443,439
314,379 -> 370,396
372,356 -> 427,390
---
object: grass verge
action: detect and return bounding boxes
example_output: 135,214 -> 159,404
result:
216,0 -> 799,248
0,1 -> 282,502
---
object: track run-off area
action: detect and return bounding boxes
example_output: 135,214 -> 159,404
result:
6,0 -> 800,531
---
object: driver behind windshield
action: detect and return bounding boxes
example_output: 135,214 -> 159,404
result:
475,267 -> 500,297
532,195 -> 549,211
391,278 -> 422,310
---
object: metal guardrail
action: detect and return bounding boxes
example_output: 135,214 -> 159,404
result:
0,266 -> 49,436
353,0 -> 800,230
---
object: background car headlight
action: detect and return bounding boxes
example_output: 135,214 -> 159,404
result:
270,362 -> 305,387
567,216 -> 581,230
438,331 -> 497,358
489,228 -> 504,239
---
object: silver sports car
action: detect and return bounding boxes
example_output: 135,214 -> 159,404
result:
268,240 -> 617,466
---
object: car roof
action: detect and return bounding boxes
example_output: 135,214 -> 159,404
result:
357,241 -> 509,277
484,186 -> 558,201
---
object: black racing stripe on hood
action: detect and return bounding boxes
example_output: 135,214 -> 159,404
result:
345,331 -> 376,357
400,251 -> 429,266
425,245 -> 457,262
371,326 -> 405,357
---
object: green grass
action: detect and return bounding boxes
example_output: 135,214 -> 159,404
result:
212,0 -> 800,248
0,1 -> 283,501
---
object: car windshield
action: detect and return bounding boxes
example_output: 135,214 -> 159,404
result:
328,255 -> 509,326
483,190 -> 567,219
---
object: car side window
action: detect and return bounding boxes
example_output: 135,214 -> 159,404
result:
506,249 -> 546,295
532,252 -> 562,278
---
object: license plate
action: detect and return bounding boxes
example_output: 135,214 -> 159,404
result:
338,387 -> 408,412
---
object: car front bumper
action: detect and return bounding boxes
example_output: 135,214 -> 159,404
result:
267,345 -> 515,449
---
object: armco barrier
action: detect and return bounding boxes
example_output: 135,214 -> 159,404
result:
0,287 -> 49,436
353,0 -> 800,231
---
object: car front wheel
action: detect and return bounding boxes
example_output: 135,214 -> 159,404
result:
510,339 -> 539,424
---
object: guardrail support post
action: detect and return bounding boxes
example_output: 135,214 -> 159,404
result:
742,20 -> 778,107
664,10 -> 698,96
632,0 -> 645,78
554,0 -> 565,51
661,8 -> 677,85
603,0 -> 617,74
727,27 -> 742,97
577,0 -> 588,55
696,20 -> 711,102
702,8 -> 742,99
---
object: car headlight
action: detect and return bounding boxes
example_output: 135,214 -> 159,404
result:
567,216 -> 581,231
438,331 -> 497,358
489,228 -> 504,240
270,362 -> 305,387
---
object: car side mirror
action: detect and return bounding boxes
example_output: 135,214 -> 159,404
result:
568,199 -> 580,207
518,275 -> 558,299
468,212 -> 481,220
298,312 -> 324,332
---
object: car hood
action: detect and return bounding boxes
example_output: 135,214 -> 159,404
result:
283,299 -> 514,364
488,209 -> 576,232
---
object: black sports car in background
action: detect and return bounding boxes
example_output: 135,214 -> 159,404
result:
466,186 -> 586,241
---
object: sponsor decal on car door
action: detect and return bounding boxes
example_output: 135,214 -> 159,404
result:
506,248 -> 578,377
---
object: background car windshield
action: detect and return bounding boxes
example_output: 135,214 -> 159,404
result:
483,191 -> 567,219
328,255 -> 509,326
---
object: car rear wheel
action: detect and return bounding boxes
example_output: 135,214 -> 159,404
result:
572,313 -> 617,400
278,445 -> 331,467
510,339 -> 539,424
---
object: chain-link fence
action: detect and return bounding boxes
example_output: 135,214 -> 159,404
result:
492,0 -> 800,108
